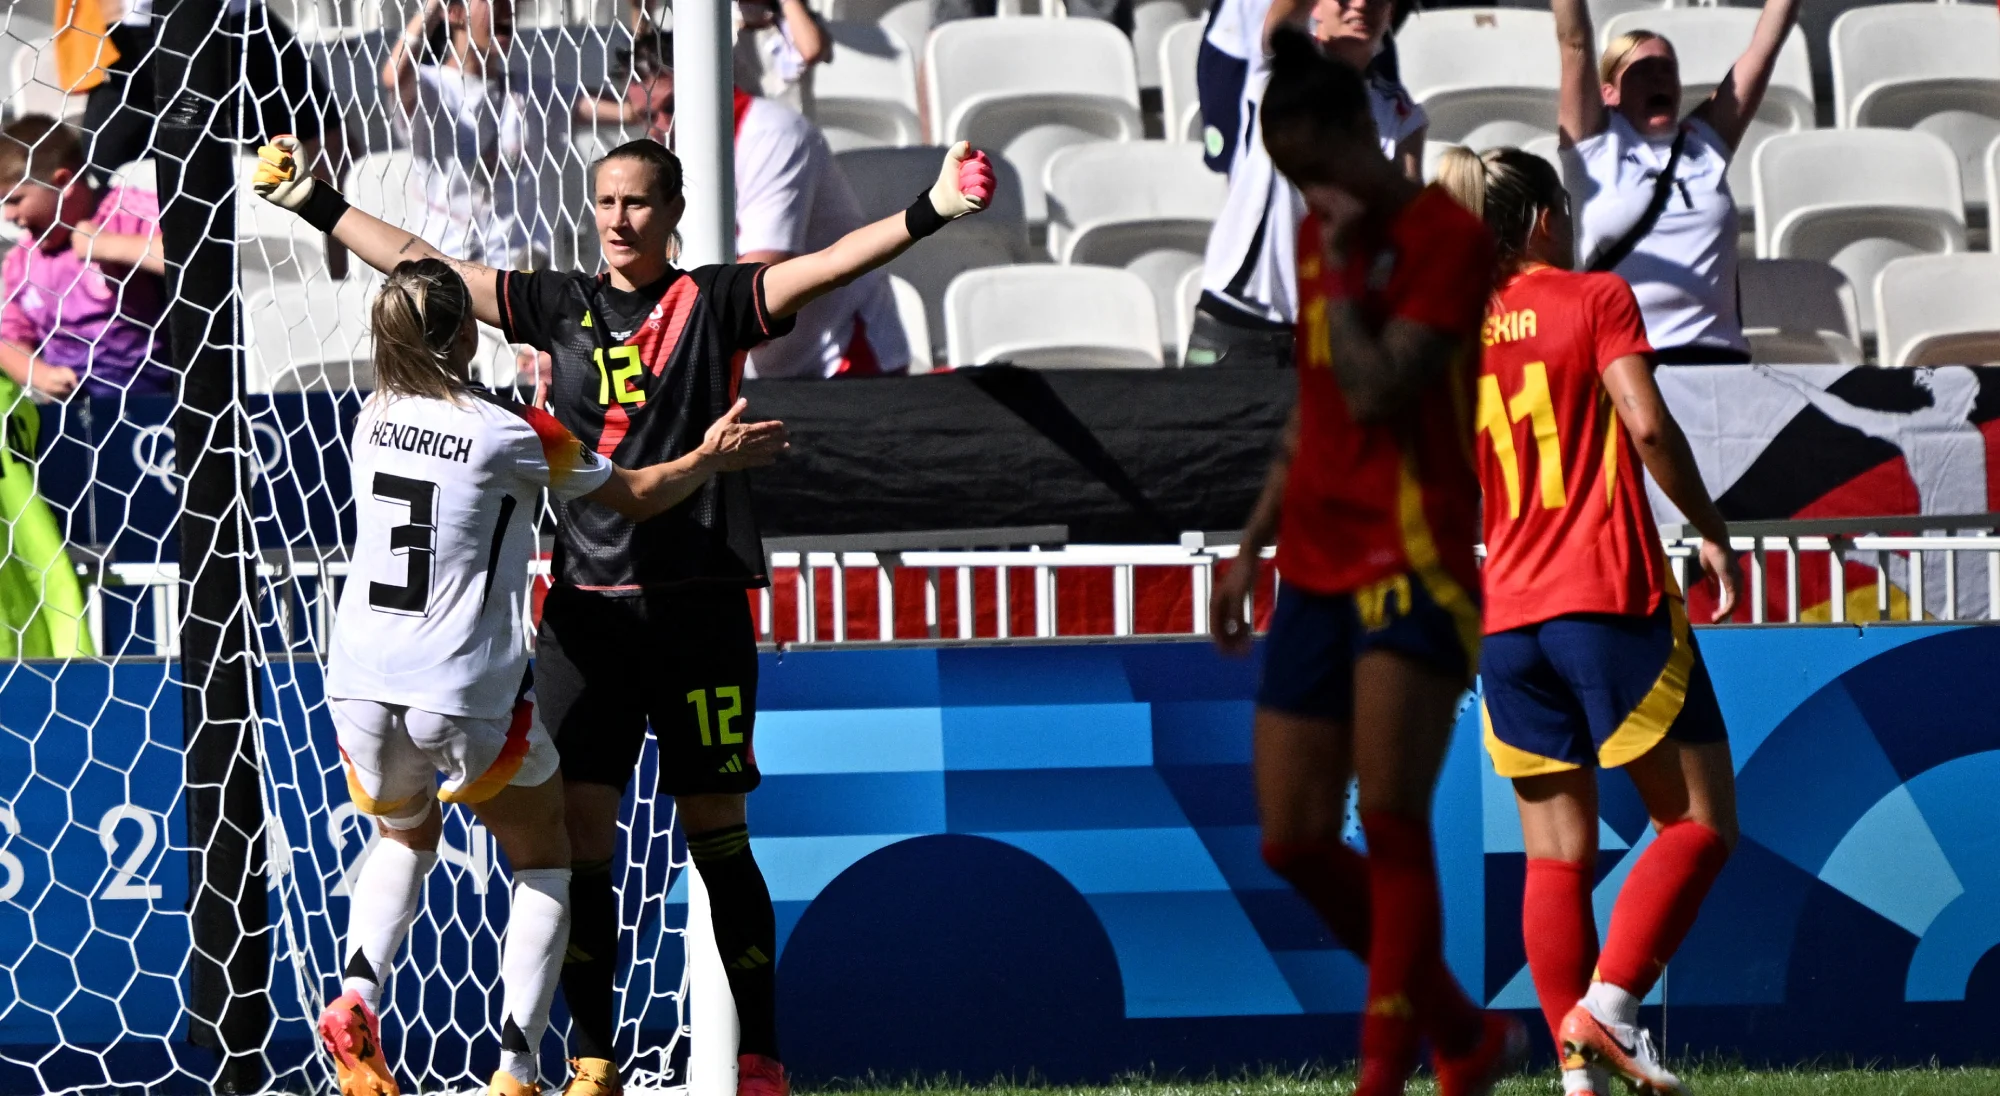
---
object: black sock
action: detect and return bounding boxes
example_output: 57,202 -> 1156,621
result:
688,825 -> 780,1060
561,857 -> 618,1062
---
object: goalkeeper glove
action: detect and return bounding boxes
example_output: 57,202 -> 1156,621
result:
253,135 -> 350,234
905,142 -> 998,239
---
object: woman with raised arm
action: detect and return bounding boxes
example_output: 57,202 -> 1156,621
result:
1555,0 -> 1799,364
1438,145 -> 1742,1096
315,258 -> 785,1096
256,136 -> 995,1096
1208,29 -> 1522,1096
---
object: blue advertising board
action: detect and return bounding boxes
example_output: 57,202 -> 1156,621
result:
2,625 -> 1997,1091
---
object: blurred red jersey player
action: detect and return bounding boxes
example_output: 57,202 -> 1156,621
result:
1439,145 -> 1742,1096
1211,27 -> 1521,1096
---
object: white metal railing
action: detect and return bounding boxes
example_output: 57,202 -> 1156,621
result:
74,516 -> 2000,657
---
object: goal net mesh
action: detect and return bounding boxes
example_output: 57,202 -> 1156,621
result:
0,2 -> 696,1092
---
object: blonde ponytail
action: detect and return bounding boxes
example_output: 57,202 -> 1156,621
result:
1434,145 -> 1567,272
1434,144 -> 1491,220
372,258 -> 473,402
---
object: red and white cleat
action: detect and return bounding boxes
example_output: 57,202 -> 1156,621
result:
317,989 -> 399,1096
1433,1012 -> 1528,1096
1559,1002 -> 1689,1096
737,1054 -> 790,1096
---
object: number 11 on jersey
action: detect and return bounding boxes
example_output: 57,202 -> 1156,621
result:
1478,363 -> 1568,519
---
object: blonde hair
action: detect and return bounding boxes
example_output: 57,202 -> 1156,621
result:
1435,145 -> 1566,270
1599,29 -> 1672,86
372,259 -> 473,401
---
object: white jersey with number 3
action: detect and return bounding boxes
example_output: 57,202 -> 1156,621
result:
328,388 -> 613,719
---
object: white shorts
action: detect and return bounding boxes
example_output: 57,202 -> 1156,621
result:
330,695 -> 560,827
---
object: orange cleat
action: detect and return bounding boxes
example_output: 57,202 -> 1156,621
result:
317,989 -> 399,1096
485,1068 -> 543,1096
1558,1002 -> 1688,1096
737,1053 -> 790,1096
561,1057 -> 622,1096
1434,1012 -> 1528,1096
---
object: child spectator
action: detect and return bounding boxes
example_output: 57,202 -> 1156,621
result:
0,115 -> 172,400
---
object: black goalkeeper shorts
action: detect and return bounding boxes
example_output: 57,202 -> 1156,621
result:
536,585 -> 761,797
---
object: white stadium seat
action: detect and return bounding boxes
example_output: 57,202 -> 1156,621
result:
345,150 -> 419,232
1160,20 -> 1205,146
815,22 -> 923,152
1173,262 -> 1204,366
1601,9 -> 1814,218
1133,3 -> 1192,93
923,18 -> 1143,223
945,265 -> 1163,369
247,278 -> 516,392
1832,4 -> 2000,209
1989,135 -> 2000,252
1752,128 -> 1964,334
1044,141 -> 1222,360
1874,253 -> 2000,369
1585,0 -> 1676,26
836,146 -> 1031,342
1737,259 -> 1863,365
889,275 -> 934,372
235,155 -> 329,288
1396,8 -> 1560,149
4,30 -> 88,122
879,0 -> 933,58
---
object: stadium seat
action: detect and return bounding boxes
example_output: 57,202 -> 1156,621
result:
836,146 -> 1031,342
878,0 -> 932,58
1831,4 -> 2000,210
923,18 -> 1143,223
1133,2 -> 1194,93
236,155 -> 330,286
1583,0 -> 1675,25
345,150 -> 419,231
1600,8 -> 1814,219
1989,134 -> 2000,252
1159,20 -> 1204,146
1737,258 -> 1863,365
1752,128 -> 1965,334
1173,262 -> 1203,365
245,281 -> 377,393
1044,141 -> 1222,357
944,265 -> 1164,369
1396,8 -> 1560,149
3,31 -> 88,122
1874,253 -> 2000,368
815,22 -> 923,152
826,0 -> 904,21
890,274 -> 934,372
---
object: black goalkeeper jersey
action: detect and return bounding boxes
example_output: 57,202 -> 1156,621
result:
498,263 -> 795,591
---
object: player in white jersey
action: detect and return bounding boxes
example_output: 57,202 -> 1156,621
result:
316,258 -> 787,1096
1187,0 -> 1426,368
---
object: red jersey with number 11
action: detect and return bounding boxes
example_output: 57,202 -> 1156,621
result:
1275,186 -> 1494,602
1477,266 -> 1663,634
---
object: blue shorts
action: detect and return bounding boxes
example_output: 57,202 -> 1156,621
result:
1480,597 -> 1727,778
1256,575 -> 1481,721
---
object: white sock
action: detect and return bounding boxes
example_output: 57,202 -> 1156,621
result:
340,841 -> 438,1014
498,867 -> 571,1087
1585,980 -> 1642,1027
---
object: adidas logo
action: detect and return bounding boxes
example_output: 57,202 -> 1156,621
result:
732,945 -> 771,971
717,755 -> 745,774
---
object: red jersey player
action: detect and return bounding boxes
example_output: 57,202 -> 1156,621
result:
1437,146 -> 1742,1096
1210,29 -> 1522,1096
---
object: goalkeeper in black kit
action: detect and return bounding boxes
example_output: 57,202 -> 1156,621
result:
254,135 -> 998,1096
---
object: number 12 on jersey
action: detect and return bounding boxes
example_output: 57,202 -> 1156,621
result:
595,346 -> 645,406
1478,363 -> 1568,519
686,686 -> 744,746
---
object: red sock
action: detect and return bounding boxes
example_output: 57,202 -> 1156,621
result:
1597,821 -> 1730,997
1523,858 -> 1596,1053
1360,813 -> 1484,1068
1260,838 -> 1372,955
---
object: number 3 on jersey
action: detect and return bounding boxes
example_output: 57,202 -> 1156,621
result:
370,473 -> 438,616
595,345 -> 645,406
1478,363 -> 1567,519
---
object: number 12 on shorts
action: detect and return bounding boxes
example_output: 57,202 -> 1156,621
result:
686,686 -> 744,746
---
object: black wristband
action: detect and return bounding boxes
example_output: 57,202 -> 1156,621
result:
903,189 -> 947,240
297,182 -> 352,236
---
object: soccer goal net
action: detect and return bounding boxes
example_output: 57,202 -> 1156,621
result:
0,1 -> 701,1091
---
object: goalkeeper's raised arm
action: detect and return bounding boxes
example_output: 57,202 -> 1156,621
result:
250,134 -> 996,323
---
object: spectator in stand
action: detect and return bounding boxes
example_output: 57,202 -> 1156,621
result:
1555,0 -> 1800,364
1187,0 -> 1424,368
735,0 -> 831,112
383,0 -> 635,269
0,115 -> 172,400
621,33 -> 912,377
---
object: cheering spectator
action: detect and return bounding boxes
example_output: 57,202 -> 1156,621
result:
1555,0 -> 1800,364
1186,0 -> 1424,368
736,0 -> 831,111
384,0 -> 634,268
622,33 -> 912,377
0,115 -> 172,400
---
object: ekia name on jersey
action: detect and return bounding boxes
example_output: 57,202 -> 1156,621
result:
1484,309 -> 1538,347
